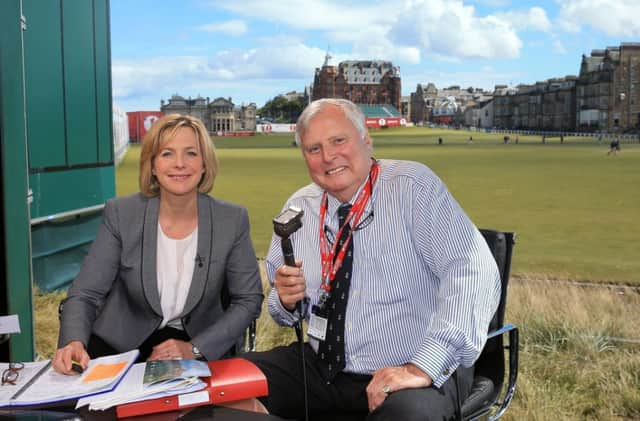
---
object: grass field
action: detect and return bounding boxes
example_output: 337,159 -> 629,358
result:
35,127 -> 640,420
119,127 -> 640,284
34,275 -> 640,419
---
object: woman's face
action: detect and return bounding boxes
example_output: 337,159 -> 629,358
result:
152,127 -> 204,199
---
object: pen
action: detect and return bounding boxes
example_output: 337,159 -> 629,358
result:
71,360 -> 84,374
10,361 -> 52,400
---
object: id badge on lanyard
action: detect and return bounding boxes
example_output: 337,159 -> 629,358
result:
308,305 -> 328,341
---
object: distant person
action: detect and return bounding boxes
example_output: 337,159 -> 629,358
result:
542,135 -> 546,144
503,135 -> 510,144
244,98 -> 500,420
607,138 -> 621,156
560,135 -> 564,144
468,135 -> 474,144
53,114 -> 263,374
515,135 -> 519,144
438,136 -> 443,145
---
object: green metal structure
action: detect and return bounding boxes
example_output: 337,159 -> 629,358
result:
0,0 -> 114,361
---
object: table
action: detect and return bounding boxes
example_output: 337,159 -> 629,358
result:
0,405 -> 285,421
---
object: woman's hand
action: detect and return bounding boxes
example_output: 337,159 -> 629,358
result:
148,339 -> 193,360
52,340 -> 90,375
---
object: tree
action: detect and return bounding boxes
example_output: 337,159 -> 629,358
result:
259,95 -> 306,123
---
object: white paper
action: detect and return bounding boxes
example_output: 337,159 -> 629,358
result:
77,363 -> 206,411
0,349 -> 139,407
178,390 -> 209,407
0,315 -> 20,335
0,361 -> 49,404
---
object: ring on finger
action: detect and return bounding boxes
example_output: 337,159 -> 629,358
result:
382,384 -> 392,395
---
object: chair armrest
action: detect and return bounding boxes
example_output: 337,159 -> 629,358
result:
456,323 -> 519,421
247,319 -> 257,352
487,324 -> 519,421
487,323 -> 517,339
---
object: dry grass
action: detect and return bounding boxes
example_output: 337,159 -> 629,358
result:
503,277 -> 640,420
33,288 -> 66,360
34,268 -> 640,420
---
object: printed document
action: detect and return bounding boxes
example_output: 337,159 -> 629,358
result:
77,361 -> 208,410
0,349 -> 138,407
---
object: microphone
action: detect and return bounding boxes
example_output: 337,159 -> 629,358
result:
272,206 -> 305,312
195,254 -> 203,268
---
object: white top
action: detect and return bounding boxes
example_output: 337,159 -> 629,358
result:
156,223 -> 198,329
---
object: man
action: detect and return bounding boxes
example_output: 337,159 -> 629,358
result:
245,99 -> 501,420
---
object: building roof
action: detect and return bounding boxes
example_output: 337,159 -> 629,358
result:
339,60 -> 399,85
358,104 -> 401,118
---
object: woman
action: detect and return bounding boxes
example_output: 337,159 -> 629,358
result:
53,114 -> 263,374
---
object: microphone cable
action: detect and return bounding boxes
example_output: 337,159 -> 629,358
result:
294,306 -> 309,421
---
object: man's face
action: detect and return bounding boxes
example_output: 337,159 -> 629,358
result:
299,105 -> 372,203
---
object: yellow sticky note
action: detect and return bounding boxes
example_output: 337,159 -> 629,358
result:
82,361 -> 127,383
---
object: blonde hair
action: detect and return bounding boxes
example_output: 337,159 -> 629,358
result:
139,114 -> 218,197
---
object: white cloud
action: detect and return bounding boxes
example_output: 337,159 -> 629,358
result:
495,6 -> 552,32
197,19 -> 248,36
112,41 -> 329,109
558,0 -> 640,37
214,0 -> 524,61
390,0 -> 523,60
467,0 -> 510,6
209,42 -> 328,80
112,55 -> 306,111
210,0 -> 395,32
112,56 -> 213,100
330,25 -> 421,64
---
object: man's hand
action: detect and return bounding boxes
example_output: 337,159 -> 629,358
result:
148,339 -> 193,360
52,340 -> 90,375
366,363 -> 433,413
274,260 -> 305,311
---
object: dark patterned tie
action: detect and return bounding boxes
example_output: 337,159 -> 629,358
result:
318,204 -> 353,380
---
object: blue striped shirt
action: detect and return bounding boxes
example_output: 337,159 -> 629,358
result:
265,159 -> 500,387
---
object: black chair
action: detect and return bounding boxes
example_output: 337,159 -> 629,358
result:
456,229 -> 518,420
312,229 -> 518,421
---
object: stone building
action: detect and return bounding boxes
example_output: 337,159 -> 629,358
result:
463,99 -> 494,128
543,78 -> 577,131
312,56 -> 402,111
492,42 -> 640,133
510,78 -> 576,131
410,84 -> 492,125
492,85 -> 516,129
409,83 -> 437,123
283,90 -> 310,104
431,95 -> 460,125
576,43 -> 640,132
161,95 -> 208,122
160,94 -> 256,133
492,77 -> 576,131
400,95 -> 411,119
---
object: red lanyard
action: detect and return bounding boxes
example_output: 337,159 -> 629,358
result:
318,162 -> 379,293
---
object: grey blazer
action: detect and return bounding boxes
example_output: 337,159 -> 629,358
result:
58,193 -> 263,360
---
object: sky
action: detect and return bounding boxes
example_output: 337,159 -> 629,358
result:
110,0 -> 640,112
